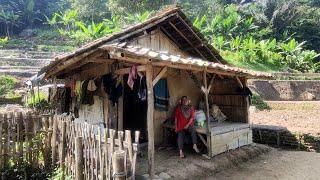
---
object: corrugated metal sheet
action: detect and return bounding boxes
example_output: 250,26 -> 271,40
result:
100,43 -> 273,79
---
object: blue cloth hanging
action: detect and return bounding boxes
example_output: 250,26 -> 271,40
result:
154,78 -> 170,111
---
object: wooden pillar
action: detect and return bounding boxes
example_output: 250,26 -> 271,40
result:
146,64 -> 155,179
75,137 -> 84,180
203,71 -> 212,157
112,150 -> 126,180
243,78 -> 250,123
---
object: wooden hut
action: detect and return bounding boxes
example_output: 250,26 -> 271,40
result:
39,6 -> 272,178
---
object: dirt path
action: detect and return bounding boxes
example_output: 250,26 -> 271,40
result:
211,149 -> 320,180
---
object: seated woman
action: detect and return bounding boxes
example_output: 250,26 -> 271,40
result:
175,96 -> 200,158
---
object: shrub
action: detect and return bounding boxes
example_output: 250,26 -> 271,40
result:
0,75 -> 17,96
251,94 -> 270,110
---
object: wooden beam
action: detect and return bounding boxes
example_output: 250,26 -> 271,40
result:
235,76 -> 244,89
115,65 -> 147,75
146,64 -> 155,179
177,16 -> 222,63
203,70 -> 212,157
45,49 -> 100,79
169,22 -> 207,60
160,27 -> 188,50
152,66 -> 167,86
208,74 -> 216,92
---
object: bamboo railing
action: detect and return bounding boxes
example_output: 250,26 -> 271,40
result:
0,112 -> 140,180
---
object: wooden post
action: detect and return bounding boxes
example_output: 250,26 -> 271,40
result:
132,131 -> 140,180
60,121 -> 67,179
112,150 -> 126,180
203,71 -> 212,157
51,116 -> 58,168
75,137 -> 84,180
0,114 -> 3,170
146,64 -> 155,179
16,112 -> 23,167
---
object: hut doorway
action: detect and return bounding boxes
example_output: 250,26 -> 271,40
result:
123,75 -> 148,143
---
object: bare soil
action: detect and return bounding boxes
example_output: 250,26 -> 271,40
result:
212,149 -> 320,180
250,101 -> 320,136
136,144 -> 272,179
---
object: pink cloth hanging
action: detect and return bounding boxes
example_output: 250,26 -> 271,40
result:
127,65 -> 137,90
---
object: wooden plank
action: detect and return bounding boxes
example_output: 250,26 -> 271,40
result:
169,22 -> 207,60
115,65 -> 147,75
146,64 -> 155,179
152,66 -> 167,86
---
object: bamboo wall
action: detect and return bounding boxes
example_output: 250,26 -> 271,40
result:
0,112 -> 140,180
209,78 -> 249,123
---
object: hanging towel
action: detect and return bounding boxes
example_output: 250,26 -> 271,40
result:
127,65 -> 137,90
75,81 -> 82,102
154,78 -> 170,111
138,76 -> 147,101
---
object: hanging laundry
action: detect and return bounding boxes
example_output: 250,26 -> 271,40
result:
81,80 -> 94,105
127,65 -> 137,90
87,80 -> 97,91
138,76 -> 147,101
102,73 -> 123,106
75,81 -> 82,102
62,87 -> 71,113
154,78 -> 170,111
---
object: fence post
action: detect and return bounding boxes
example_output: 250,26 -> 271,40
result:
75,136 -> 84,180
16,112 -> 23,167
60,121 -> 67,180
112,150 -> 126,180
51,116 -> 58,168
0,114 -> 3,170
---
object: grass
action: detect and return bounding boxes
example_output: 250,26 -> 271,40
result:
251,94 -> 270,110
227,58 -> 283,72
0,75 -> 17,96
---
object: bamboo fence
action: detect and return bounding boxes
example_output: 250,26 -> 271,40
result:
0,112 -> 140,180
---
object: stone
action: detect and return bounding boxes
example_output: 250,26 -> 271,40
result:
159,172 -> 171,179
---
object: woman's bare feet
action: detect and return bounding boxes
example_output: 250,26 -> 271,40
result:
193,144 -> 200,153
179,150 -> 185,158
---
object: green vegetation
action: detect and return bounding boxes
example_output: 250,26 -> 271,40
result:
0,0 -> 320,72
0,75 -> 17,96
251,94 -> 270,110
26,90 -> 53,111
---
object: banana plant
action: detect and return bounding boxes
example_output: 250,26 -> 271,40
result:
0,9 -> 21,37
125,11 -> 153,24
75,21 -> 105,39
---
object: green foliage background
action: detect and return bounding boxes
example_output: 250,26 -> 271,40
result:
1,0 -> 320,73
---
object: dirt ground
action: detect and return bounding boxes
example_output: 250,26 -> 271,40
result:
250,101 -> 320,136
212,149 -> 320,180
136,144 -> 320,180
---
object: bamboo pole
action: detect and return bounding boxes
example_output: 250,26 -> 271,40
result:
60,121 -> 67,180
112,150 -> 126,180
75,137 -> 84,180
51,115 -> 58,168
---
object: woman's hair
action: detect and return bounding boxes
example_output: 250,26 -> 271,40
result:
180,96 -> 188,104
